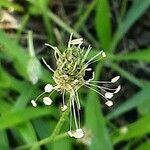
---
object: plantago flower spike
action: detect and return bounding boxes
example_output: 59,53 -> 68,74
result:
31,33 -> 121,138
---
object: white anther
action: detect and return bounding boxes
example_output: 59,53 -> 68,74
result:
120,126 -> 128,134
111,76 -> 120,83
105,100 -> 113,107
114,85 -> 121,93
44,84 -> 53,93
61,105 -> 68,111
43,97 -> 53,106
86,68 -> 92,71
68,131 -> 73,137
102,51 -> 106,57
70,38 -> 83,45
105,92 -> 114,99
73,128 -> 84,139
31,100 -> 37,107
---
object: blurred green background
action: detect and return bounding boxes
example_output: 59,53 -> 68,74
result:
0,0 -> 150,149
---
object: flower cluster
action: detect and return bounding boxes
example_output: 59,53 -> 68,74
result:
31,33 -> 121,139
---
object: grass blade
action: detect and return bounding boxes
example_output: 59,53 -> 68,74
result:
110,0 -> 150,51
112,114 -> 150,144
107,86 -> 150,120
95,0 -> 111,50
0,107 -> 55,131
85,63 -> 113,150
115,49 -> 150,62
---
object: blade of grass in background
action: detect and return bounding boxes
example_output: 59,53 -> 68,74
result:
136,140 -> 150,150
85,63 -> 113,150
112,114 -> 150,144
110,0 -> 150,51
114,49 -> 150,62
37,0 -> 54,43
109,62 -> 144,88
0,108 -> 55,131
0,131 -> 9,150
15,122 -> 40,149
95,0 -> 111,50
52,138 -> 72,150
0,30 -> 29,77
0,30 -> 53,83
74,0 -> 97,31
16,13 -> 30,42
138,98 -> 150,115
107,86 -> 150,120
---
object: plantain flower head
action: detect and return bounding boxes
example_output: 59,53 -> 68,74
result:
31,33 -> 121,138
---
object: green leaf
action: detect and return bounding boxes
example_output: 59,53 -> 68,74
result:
95,0 -> 111,50
15,122 -> 39,148
112,114 -> 150,144
109,62 -> 144,88
0,100 -> 11,114
85,63 -> 113,150
136,140 -> 150,150
138,98 -> 150,115
115,49 -> 150,62
74,0 -> 97,31
0,131 -> 9,150
110,0 -> 150,51
0,107 -> 55,131
0,30 -> 29,77
107,86 -> 150,120
52,138 -> 72,150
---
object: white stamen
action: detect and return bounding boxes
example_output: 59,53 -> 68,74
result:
72,98 -> 78,129
68,33 -> 73,48
61,105 -> 68,111
105,92 -> 114,99
43,97 -> 53,105
73,128 -> 84,139
82,45 -> 91,62
105,100 -> 113,107
45,43 -> 61,56
42,57 -> 54,72
114,85 -> 121,93
111,76 -> 120,83
86,50 -> 103,65
44,84 -> 53,93
102,52 -> 106,57
31,100 -> 37,107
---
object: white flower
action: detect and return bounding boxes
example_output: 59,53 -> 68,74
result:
61,105 -> 68,111
43,97 -> 53,105
105,100 -> 113,107
44,84 -> 53,93
31,100 -> 37,107
105,92 -> 114,99
111,76 -> 120,83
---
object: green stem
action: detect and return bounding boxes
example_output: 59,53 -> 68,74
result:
15,133 -> 68,150
31,107 -> 69,149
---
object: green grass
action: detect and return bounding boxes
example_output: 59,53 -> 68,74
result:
0,0 -> 150,150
